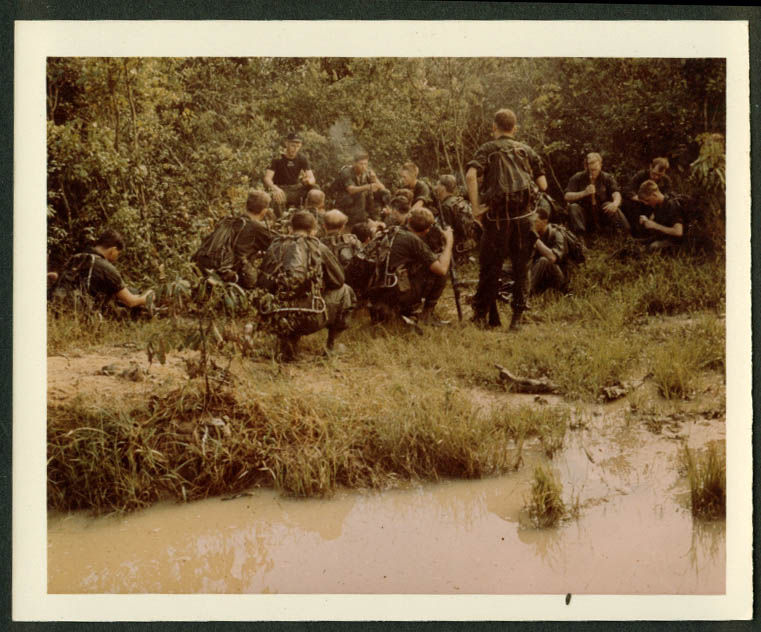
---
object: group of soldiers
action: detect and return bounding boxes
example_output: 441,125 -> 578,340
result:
49,110 -> 687,361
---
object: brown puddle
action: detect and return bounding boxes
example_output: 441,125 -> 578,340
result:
47,403 -> 725,595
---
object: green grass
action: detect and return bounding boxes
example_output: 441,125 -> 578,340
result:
525,465 -> 566,528
682,442 -> 726,520
47,242 -> 726,512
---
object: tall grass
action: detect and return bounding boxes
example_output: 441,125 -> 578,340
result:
682,443 -> 726,520
525,465 -> 566,528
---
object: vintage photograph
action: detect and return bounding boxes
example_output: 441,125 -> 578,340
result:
13,19 -> 752,621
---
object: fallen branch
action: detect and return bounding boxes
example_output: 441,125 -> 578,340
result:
495,364 -> 559,394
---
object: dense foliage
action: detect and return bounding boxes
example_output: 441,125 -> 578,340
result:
47,57 -> 726,279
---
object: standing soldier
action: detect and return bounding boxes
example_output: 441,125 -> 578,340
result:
465,108 -> 547,330
263,132 -> 316,218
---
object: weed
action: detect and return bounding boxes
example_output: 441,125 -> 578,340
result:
525,465 -> 566,529
682,442 -> 726,520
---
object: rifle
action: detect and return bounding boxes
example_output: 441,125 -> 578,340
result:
433,194 -> 463,322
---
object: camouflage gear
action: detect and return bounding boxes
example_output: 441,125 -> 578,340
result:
258,234 -> 356,337
440,194 -> 479,259
49,250 -> 125,312
321,233 -> 364,271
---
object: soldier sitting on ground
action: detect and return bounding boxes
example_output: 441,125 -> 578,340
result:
564,152 -> 627,237
49,229 -> 153,313
434,174 -> 480,262
622,157 -> 672,237
398,162 -> 434,211
263,132 -> 317,218
529,204 -> 570,295
321,209 -> 365,272
636,179 -> 685,252
257,210 -> 357,361
192,190 -> 275,289
277,188 -> 327,237
368,207 -> 453,326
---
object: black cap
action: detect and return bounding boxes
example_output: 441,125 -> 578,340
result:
286,132 -> 303,142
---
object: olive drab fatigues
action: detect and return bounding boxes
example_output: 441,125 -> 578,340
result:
467,136 -> 545,322
530,223 -> 569,294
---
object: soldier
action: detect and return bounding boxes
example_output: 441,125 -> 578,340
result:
278,188 -> 327,237
263,132 -> 316,217
398,162 -> 433,211
434,174 -> 479,261
335,152 -> 387,227
49,229 -> 152,312
530,204 -> 569,295
192,190 -> 275,289
636,179 -> 685,252
564,152 -> 627,236
465,108 -> 547,330
369,207 -> 453,326
321,209 -> 365,271
258,211 -> 356,361
622,157 -> 672,237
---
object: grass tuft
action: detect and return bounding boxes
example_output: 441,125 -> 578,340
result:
525,465 -> 566,528
683,442 -> 726,520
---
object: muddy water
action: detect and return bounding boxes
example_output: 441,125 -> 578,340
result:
48,409 -> 725,594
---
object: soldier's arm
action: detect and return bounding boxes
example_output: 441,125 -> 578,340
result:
115,287 -> 150,308
465,167 -> 482,220
534,238 -> 557,264
429,227 -> 454,276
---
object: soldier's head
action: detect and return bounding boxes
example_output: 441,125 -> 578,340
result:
284,132 -> 303,159
247,190 -> 271,217
399,162 -> 419,188
493,109 -> 517,137
408,207 -> 436,234
94,229 -> 126,262
353,152 -> 369,175
637,180 -> 664,208
649,157 -> 670,182
305,188 -> 325,211
290,209 -> 318,235
584,153 -> 603,179
351,221 -> 374,244
532,205 -> 551,236
435,174 -> 457,201
323,209 -> 348,234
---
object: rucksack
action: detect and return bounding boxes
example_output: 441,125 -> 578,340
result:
482,139 -> 536,207
258,234 -> 324,302
191,216 -> 248,276
442,195 -> 480,255
345,225 -> 402,297
322,233 -> 364,270
556,225 -> 586,264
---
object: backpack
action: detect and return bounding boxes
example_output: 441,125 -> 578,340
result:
482,139 -> 536,208
442,195 -> 480,255
258,234 -> 324,302
191,216 -> 248,276
345,225 -> 402,297
556,225 -> 586,264
322,233 -> 363,270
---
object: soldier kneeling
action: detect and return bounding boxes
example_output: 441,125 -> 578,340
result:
257,210 -> 356,361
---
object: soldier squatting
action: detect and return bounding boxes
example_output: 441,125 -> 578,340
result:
50,111 -> 689,361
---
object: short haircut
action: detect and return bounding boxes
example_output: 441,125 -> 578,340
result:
95,229 -> 125,251
585,152 -> 603,166
438,174 -> 457,193
494,109 -> 517,132
247,189 -> 271,214
651,157 -> 670,170
353,152 -> 369,163
305,189 -> 325,207
534,205 -> 551,221
291,210 -> 317,232
323,209 -> 348,230
351,221 -> 373,243
390,196 -> 410,213
637,179 -> 661,199
394,188 -> 414,203
400,162 -> 419,177
408,207 -> 435,232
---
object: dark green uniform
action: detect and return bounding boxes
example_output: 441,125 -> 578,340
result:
530,224 -> 568,294
335,165 -> 374,226
49,249 -> 126,310
566,170 -> 626,235
467,135 -> 545,321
